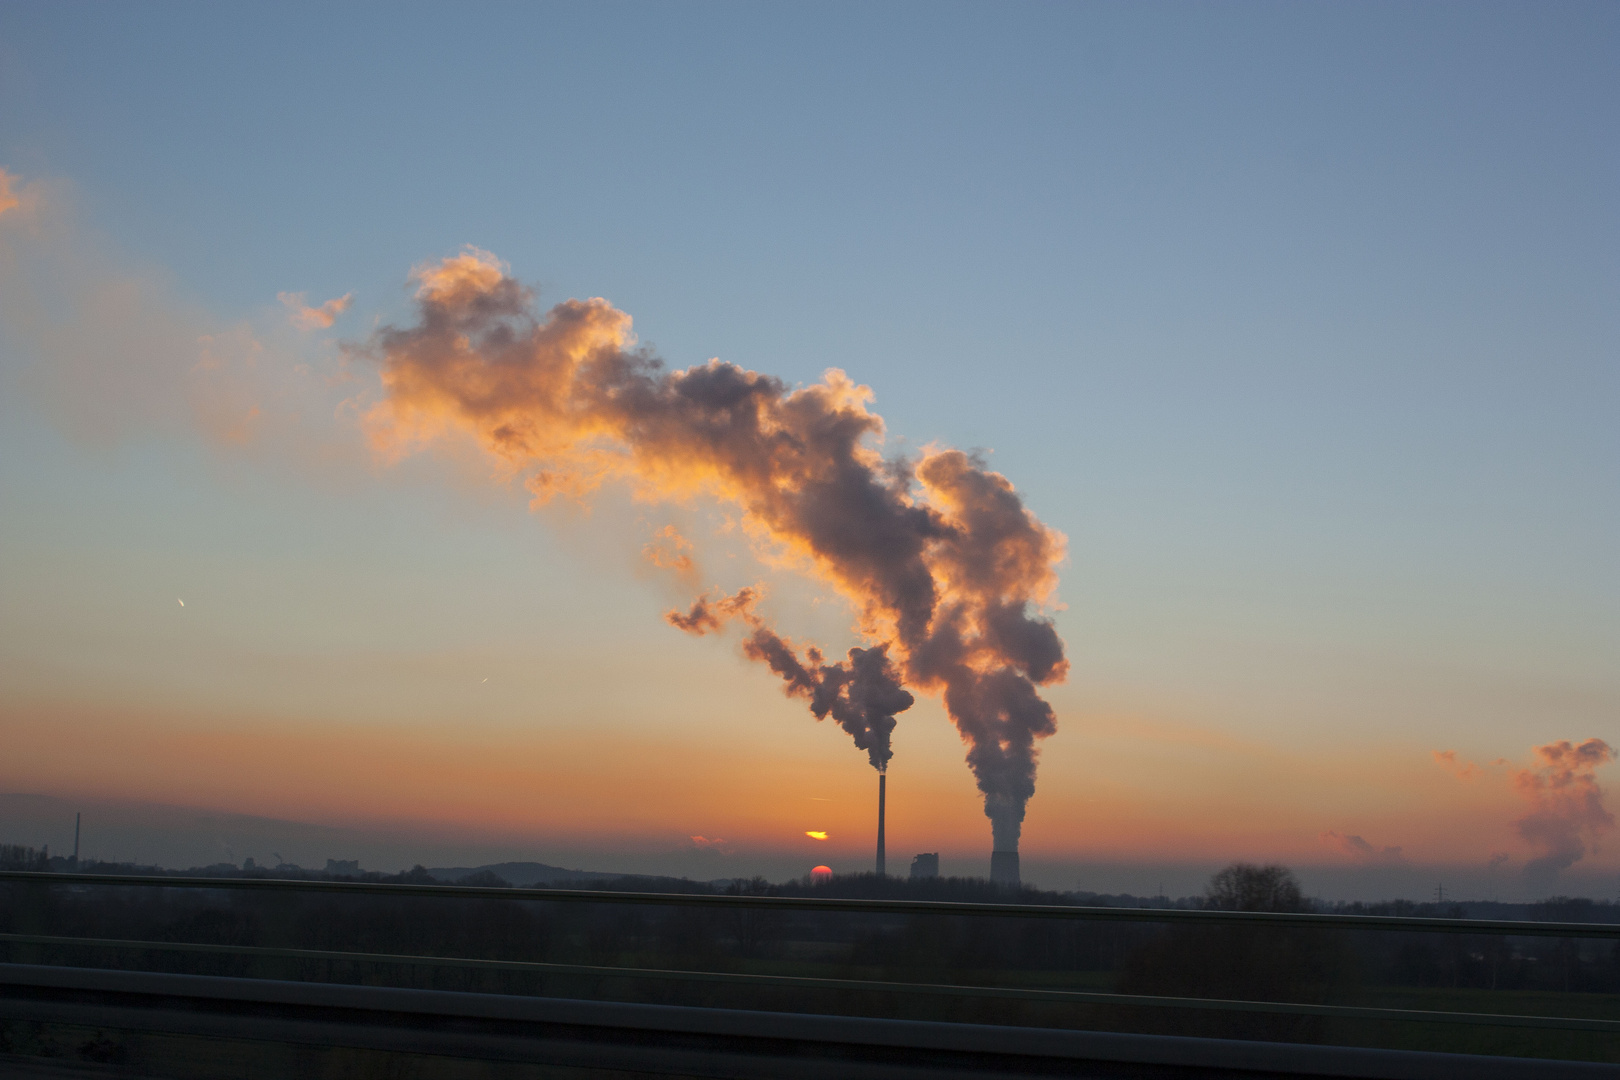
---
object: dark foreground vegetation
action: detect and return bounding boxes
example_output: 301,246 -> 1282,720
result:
3,846 -> 1618,1075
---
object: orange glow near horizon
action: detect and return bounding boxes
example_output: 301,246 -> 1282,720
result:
2,695 -> 1610,878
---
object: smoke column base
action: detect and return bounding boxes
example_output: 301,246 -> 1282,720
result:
990,850 -> 1020,887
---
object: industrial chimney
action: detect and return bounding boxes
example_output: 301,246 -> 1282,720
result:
875,772 -> 887,876
990,850 -> 1020,886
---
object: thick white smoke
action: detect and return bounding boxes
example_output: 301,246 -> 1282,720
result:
361,250 -> 1068,848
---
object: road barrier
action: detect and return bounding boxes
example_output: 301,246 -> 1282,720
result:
2,870 -> 1616,1077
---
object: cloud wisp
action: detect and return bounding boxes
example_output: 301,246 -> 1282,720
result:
359,248 -> 1068,853
687,835 -> 731,853
0,166 -> 356,457
1431,749 -> 1482,781
279,291 -> 353,330
1319,829 -> 1405,865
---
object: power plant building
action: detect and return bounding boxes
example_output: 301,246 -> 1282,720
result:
909,852 -> 939,879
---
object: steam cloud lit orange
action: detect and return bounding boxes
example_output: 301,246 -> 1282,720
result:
361,249 -> 1068,852
1513,738 -> 1614,883
1436,739 -> 1615,884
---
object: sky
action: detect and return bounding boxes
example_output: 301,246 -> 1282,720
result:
0,2 -> 1615,900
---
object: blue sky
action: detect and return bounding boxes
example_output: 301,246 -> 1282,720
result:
1,2 -> 1615,894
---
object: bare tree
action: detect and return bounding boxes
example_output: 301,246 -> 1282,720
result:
1205,863 -> 1308,913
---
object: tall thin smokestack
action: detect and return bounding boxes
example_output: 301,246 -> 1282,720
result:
72,812 -> 80,865
875,772 -> 887,876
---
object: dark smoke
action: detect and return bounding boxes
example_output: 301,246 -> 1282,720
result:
668,590 -> 915,772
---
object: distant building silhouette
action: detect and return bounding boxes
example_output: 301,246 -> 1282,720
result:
909,852 -> 939,879
325,859 -> 361,875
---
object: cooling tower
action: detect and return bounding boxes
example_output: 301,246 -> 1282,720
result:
875,772 -> 887,876
990,850 -> 1020,886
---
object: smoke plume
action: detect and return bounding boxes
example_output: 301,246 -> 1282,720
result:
669,587 -> 916,773
361,249 -> 1067,845
1512,738 -> 1614,885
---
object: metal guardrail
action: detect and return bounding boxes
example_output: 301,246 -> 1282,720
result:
4,868 -> 1619,1072
6,869 -> 1619,937
3,931 -> 1616,1034
3,964 -> 1617,1080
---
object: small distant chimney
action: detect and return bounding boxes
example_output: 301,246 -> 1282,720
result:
72,813 -> 80,866
990,850 -> 1020,886
875,773 -> 887,876
909,852 -> 939,879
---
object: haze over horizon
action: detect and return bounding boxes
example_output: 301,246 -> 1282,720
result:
2,3 -> 1615,903
4,791 -> 1603,905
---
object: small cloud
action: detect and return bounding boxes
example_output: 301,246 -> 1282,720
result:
1319,829 -> 1405,865
278,291 -> 353,330
805,831 -> 829,841
1433,749 -> 1481,781
642,523 -> 696,576
688,835 -> 731,853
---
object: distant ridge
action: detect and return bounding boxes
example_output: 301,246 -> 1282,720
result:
424,861 -> 653,887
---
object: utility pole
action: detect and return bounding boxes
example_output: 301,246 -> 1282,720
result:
72,813 -> 80,866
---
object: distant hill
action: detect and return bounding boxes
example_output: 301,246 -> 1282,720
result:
425,861 -> 653,886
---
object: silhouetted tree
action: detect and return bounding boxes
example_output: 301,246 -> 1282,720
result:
0,845 -> 49,871
1113,862 -> 1339,1043
1204,863 -> 1306,913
